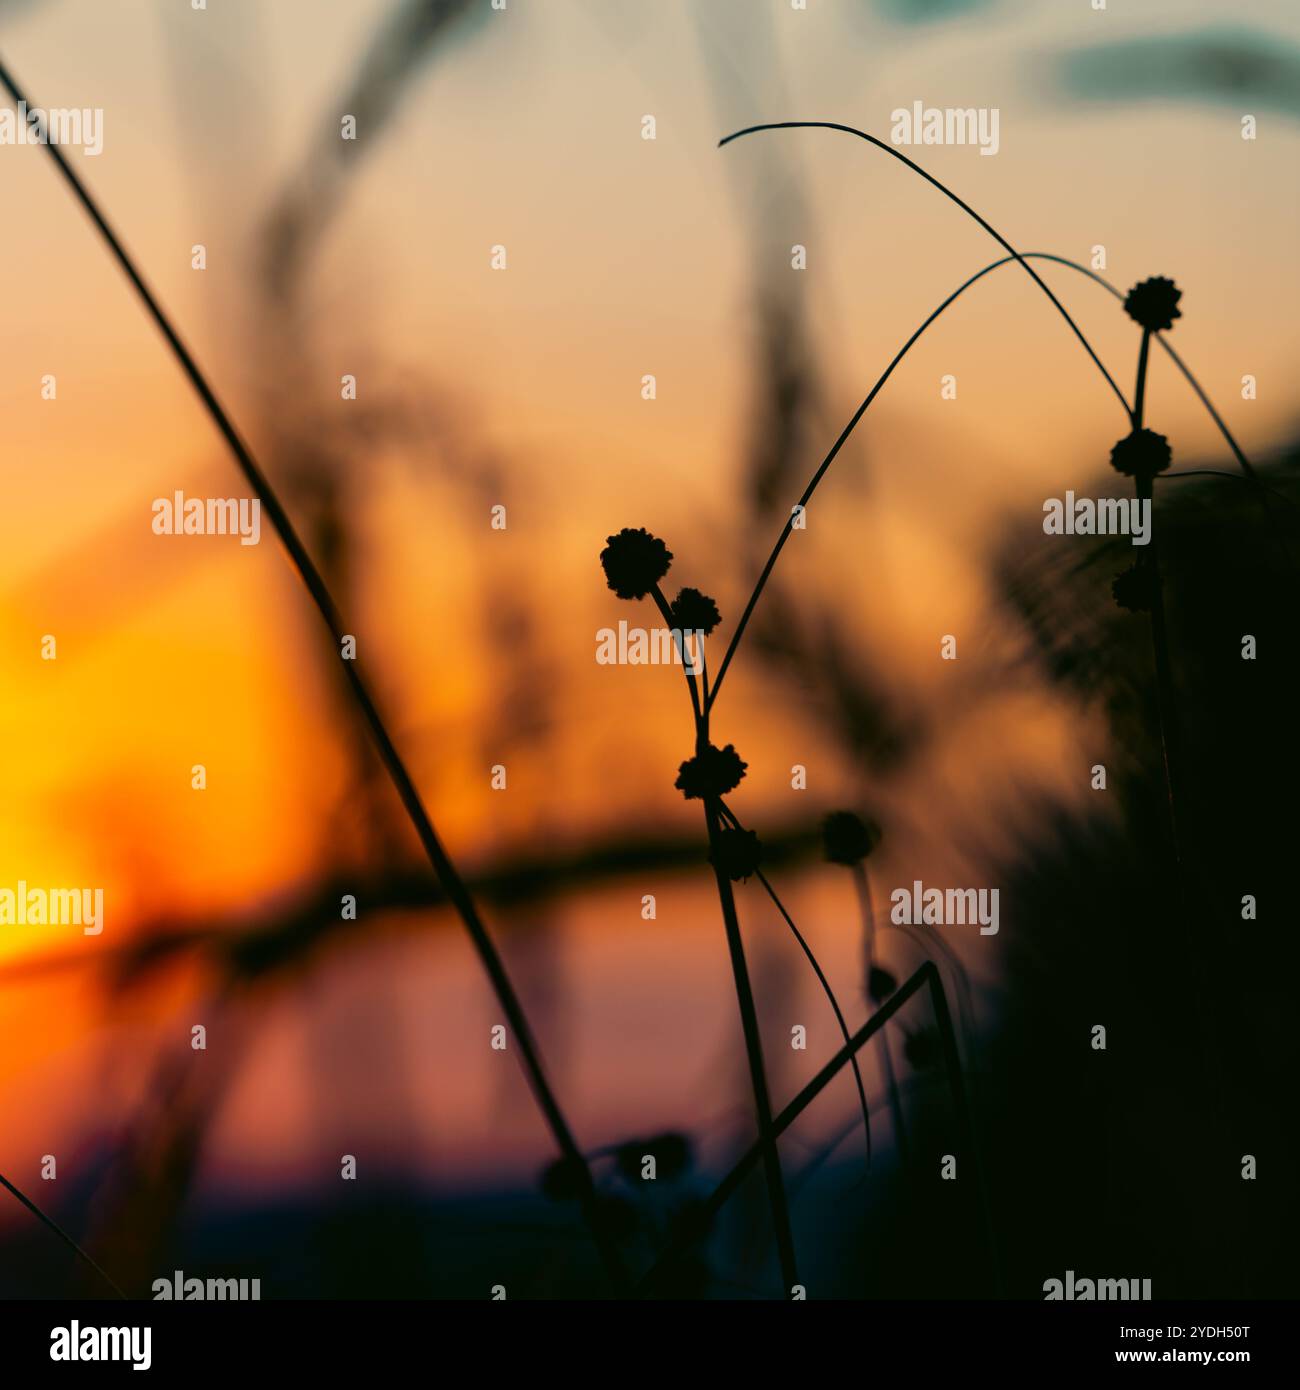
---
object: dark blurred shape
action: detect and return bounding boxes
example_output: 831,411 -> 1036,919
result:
592,1195 -> 639,1244
540,1155 -> 588,1203
709,827 -> 763,882
992,447 -> 1300,1297
1112,562 -> 1154,614
263,0 -> 483,295
615,1133 -> 693,1185
903,1026 -> 941,1070
1055,28 -> 1300,117
868,965 -> 898,1003
822,809 -> 883,865
649,1199 -> 714,1300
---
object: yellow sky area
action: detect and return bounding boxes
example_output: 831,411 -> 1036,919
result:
0,556 -> 343,967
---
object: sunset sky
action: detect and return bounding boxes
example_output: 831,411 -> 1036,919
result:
1,0 -> 1296,1225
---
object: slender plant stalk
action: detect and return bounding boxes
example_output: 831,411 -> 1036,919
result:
876,1027 -> 908,1167
927,959 -> 1002,1295
650,584 -> 703,735
0,56 -> 627,1294
648,582 -> 799,1292
8,59 -> 1266,1299
719,123 -> 1130,409
1132,337 -> 1187,862
707,122 -> 1139,712
705,258 -> 1129,713
852,864 -> 909,1167
1140,483 -> 1190,856
1048,259 -> 1271,491
1133,326 -> 1153,428
1129,319 -> 1241,1289
704,237 -> 1272,716
640,961 -> 998,1295
0,1172 -> 126,1299
719,964 -> 930,1198
1021,256 -> 1289,571
704,797 -> 799,1293
752,867 -> 874,1168
717,802 -> 872,1167
893,918 -> 975,1059
789,1072 -> 953,1201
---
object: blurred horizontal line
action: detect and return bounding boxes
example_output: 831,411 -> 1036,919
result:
0,816 -> 831,987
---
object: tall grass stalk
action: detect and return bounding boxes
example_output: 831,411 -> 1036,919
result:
1131,331 -> 1187,860
0,1171 -> 126,1298
709,125 -> 1274,712
704,800 -> 800,1291
0,55 -> 628,1295
707,122 -> 1137,710
851,863 -> 909,1167
639,960 -> 997,1295
718,802 -> 873,1167
641,579 -> 799,1291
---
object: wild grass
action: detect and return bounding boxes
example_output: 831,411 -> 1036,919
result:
0,31 -> 1277,1297
0,50 -> 629,1295
593,120 -> 1272,1298
0,1172 -> 125,1299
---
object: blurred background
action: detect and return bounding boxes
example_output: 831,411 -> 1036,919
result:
0,0 -> 1297,1298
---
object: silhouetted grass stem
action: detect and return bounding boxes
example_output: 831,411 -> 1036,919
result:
0,55 -> 628,1295
0,1171 -> 126,1299
853,863 -> 909,1165
704,232 -> 1273,714
1133,327 -> 1153,428
639,962 -> 997,1295
1131,329 -> 1187,864
718,802 -> 873,1168
704,799 -> 800,1293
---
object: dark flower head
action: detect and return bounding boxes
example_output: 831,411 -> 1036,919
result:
868,965 -> 897,1004
1112,562 -> 1154,614
1110,428 -> 1171,478
599,527 -> 673,600
674,743 -> 748,800
1124,276 -> 1182,333
822,810 -> 882,865
669,587 -> 721,636
710,827 -> 763,882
